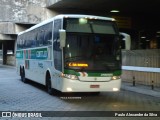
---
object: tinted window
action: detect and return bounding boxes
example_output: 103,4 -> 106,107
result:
17,22 -> 53,49
65,18 -> 117,34
53,19 -> 62,71
44,22 -> 52,45
37,28 -> 45,46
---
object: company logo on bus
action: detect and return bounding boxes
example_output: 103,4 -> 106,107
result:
101,74 -> 113,77
36,51 -> 48,58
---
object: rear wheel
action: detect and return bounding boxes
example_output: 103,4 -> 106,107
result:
21,68 -> 27,83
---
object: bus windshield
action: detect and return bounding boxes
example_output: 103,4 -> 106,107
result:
64,18 -> 121,71
65,18 -> 117,34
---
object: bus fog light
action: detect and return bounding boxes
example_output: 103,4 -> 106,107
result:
62,74 -> 78,80
111,76 -> 120,80
70,75 -> 78,80
67,88 -> 72,91
113,88 -> 119,91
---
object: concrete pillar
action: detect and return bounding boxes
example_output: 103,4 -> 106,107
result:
0,34 -> 15,65
3,41 -> 7,65
0,42 -> 2,64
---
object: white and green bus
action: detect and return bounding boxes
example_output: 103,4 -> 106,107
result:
16,14 -> 130,95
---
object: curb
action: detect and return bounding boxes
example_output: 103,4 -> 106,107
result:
0,64 -> 16,69
121,82 -> 160,98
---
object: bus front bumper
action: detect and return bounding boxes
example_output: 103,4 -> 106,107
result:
60,78 -> 121,92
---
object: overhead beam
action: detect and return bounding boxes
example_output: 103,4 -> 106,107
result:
0,34 -> 15,40
47,0 -> 62,8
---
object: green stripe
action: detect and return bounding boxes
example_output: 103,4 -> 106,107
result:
16,51 -> 23,59
64,69 -> 122,77
16,48 -> 48,60
113,70 -> 122,76
64,69 -> 80,76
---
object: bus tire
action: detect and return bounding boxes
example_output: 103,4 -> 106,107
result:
20,67 -> 22,76
46,74 -> 53,95
21,68 -> 27,83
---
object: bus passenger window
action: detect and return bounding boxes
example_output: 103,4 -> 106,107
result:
44,30 -> 52,45
43,23 -> 52,46
37,31 -> 44,46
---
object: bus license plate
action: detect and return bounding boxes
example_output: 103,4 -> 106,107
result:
90,85 -> 100,88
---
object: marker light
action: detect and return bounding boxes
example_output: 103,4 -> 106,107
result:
68,62 -> 88,67
79,18 -> 88,24
110,10 -> 120,13
141,36 -> 146,39
64,16 -> 69,18
112,18 -> 116,21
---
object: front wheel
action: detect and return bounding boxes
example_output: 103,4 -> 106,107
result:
46,77 -> 53,95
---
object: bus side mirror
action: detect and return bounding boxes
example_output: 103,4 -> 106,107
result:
120,32 -> 131,50
59,29 -> 66,48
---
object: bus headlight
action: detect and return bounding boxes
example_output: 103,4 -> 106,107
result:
111,76 -> 120,80
62,74 -> 79,80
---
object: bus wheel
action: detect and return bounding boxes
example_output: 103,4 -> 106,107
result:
46,76 -> 53,95
21,68 -> 27,83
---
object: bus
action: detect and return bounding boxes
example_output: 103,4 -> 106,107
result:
16,14 -> 130,95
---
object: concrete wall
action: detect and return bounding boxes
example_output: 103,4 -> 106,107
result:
0,22 -> 16,34
122,49 -> 160,87
0,0 -> 58,34
0,0 -> 59,31
6,55 -> 15,66
122,49 -> 160,67
47,0 -> 61,7
0,0 -> 58,65
0,0 -> 47,24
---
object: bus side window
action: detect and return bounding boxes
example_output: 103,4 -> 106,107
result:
37,27 -> 45,47
30,30 -> 36,47
44,30 -> 52,45
24,34 -> 28,48
53,19 -> 61,51
19,37 -> 23,49
53,19 -> 62,71
27,31 -> 32,48
44,22 -> 52,45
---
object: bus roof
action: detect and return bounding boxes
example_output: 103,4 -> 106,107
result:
18,14 -> 115,35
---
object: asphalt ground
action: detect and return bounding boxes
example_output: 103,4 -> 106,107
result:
0,65 -> 160,120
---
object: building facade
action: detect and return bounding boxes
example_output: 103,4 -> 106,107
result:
0,0 -> 59,65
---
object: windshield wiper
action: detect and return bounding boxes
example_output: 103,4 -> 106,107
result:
89,22 -> 94,33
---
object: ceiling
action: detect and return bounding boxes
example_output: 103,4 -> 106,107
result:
47,0 -> 160,45
48,0 -> 160,16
